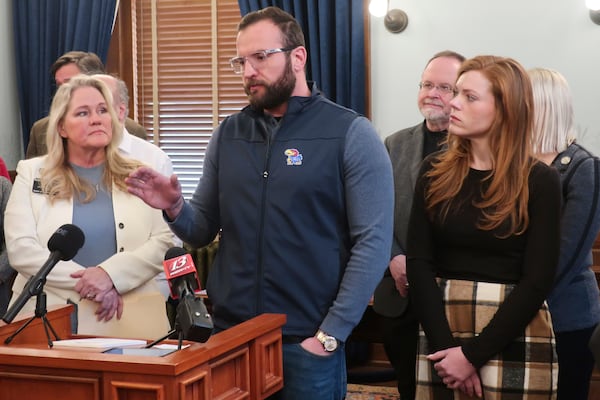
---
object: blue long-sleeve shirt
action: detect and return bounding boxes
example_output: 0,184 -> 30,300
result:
169,85 -> 393,341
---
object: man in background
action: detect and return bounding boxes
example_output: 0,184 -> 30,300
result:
94,74 -> 172,179
372,50 -> 465,400
94,73 -> 175,304
26,51 -> 146,159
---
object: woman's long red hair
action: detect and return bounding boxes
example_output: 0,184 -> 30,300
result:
425,55 -> 535,237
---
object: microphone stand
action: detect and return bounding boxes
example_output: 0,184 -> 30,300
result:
145,321 -> 184,350
4,291 -> 61,347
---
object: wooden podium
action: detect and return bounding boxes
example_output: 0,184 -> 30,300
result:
0,306 -> 285,400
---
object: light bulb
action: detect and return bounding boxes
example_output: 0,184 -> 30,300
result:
586,0 -> 600,11
369,0 -> 387,18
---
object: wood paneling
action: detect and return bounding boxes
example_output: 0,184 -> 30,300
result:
0,307 -> 285,400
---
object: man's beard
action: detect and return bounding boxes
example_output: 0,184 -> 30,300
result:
419,105 -> 450,124
245,58 -> 296,111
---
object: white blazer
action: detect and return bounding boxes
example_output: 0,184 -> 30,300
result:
4,156 -> 174,339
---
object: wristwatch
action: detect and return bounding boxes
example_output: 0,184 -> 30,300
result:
315,329 -> 338,352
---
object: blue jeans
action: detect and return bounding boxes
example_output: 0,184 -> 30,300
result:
269,342 -> 347,400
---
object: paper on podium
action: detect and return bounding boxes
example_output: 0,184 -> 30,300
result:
76,291 -> 171,339
103,347 -> 178,356
53,338 -> 146,351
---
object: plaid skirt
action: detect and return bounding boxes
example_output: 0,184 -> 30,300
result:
416,279 -> 558,400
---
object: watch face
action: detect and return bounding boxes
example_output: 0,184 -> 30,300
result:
323,337 -> 337,352
316,330 -> 338,352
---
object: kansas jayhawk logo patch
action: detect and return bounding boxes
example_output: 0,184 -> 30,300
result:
284,148 -> 303,166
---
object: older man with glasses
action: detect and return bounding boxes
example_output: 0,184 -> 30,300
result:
372,50 -> 465,400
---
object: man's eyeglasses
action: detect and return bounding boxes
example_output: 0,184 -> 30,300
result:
418,82 -> 455,95
230,47 -> 297,74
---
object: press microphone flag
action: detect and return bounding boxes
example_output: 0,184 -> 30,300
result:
2,224 -> 85,323
163,246 -> 213,342
162,247 -> 202,299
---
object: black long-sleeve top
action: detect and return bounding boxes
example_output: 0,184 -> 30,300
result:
406,158 -> 561,368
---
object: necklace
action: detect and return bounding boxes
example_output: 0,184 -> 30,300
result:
71,163 -> 104,195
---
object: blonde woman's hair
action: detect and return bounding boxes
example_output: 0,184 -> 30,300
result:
43,74 -> 143,203
425,55 -> 535,237
529,67 -> 576,154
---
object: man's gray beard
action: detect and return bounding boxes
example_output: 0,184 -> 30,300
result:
421,109 -> 449,123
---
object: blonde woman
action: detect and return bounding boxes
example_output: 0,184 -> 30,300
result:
4,75 -> 174,338
530,67 -> 600,400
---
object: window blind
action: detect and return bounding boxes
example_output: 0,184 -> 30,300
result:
132,0 -> 247,197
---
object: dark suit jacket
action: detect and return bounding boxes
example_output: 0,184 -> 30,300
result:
25,116 -> 147,159
385,122 -> 428,258
373,122 -> 427,317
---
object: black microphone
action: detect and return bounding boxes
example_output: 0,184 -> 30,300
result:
163,247 -> 213,342
2,224 -> 85,323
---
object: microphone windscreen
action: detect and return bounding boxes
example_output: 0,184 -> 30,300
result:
47,224 -> 85,261
164,246 -> 188,260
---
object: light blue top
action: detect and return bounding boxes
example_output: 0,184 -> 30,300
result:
71,163 -> 116,267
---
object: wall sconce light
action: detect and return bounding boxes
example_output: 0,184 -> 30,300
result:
587,0 -> 600,24
369,0 -> 409,33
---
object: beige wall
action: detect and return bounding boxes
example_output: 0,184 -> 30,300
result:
370,0 -> 600,154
